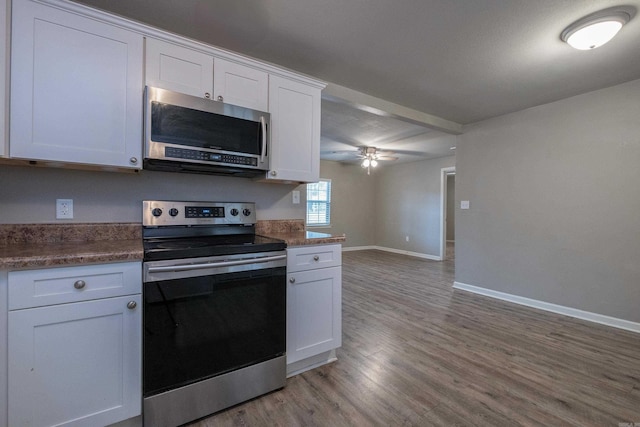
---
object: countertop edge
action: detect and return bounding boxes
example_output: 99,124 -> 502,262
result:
260,232 -> 346,247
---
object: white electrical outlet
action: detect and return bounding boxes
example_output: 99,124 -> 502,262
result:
292,190 -> 300,204
56,199 -> 74,219
405,236 -> 410,242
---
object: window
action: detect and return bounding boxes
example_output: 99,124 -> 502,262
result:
306,179 -> 331,226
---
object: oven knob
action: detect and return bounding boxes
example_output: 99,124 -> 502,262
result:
230,208 -> 239,216
242,208 -> 252,216
169,208 -> 179,217
152,208 -> 163,217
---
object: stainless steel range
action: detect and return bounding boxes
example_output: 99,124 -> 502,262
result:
142,200 -> 287,427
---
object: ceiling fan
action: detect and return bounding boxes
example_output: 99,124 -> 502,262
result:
357,147 -> 398,175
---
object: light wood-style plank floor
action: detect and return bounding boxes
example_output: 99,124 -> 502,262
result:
191,249 -> 640,426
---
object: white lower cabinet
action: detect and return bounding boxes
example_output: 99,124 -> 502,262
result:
286,245 -> 342,375
7,262 -> 142,427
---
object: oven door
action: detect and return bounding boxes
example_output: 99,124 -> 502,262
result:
143,251 -> 286,397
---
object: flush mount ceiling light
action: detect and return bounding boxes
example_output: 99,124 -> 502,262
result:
561,6 -> 635,50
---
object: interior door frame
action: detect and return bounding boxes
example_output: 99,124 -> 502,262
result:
440,166 -> 456,260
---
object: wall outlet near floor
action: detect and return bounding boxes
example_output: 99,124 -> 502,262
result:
56,199 -> 74,219
405,235 -> 410,242
292,190 -> 300,204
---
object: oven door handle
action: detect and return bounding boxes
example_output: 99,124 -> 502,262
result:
147,254 -> 286,273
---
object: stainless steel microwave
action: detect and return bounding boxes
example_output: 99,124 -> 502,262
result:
143,86 -> 270,177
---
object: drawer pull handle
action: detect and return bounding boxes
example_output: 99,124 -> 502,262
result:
127,301 -> 137,310
313,255 -> 320,261
73,280 -> 86,290
289,277 -> 296,284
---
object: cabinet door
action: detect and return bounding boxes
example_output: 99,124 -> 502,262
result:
213,58 -> 268,111
287,266 -> 342,364
145,37 -> 213,98
267,75 -> 321,182
8,295 -> 142,427
10,0 -> 143,169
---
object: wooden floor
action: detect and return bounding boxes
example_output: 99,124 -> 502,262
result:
191,249 -> 640,426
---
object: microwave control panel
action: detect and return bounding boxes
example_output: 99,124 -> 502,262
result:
165,147 -> 258,167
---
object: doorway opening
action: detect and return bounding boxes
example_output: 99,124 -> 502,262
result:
440,167 -> 456,261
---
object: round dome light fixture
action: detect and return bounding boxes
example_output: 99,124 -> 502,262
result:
561,6 -> 635,50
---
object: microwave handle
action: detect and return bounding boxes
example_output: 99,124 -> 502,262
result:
260,116 -> 267,163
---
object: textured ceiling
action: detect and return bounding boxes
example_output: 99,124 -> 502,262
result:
321,99 -> 456,164
72,0 -> 640,162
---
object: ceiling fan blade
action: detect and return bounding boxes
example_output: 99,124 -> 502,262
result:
375,150 -> 396,156
376,156 -> 399,161
320,149 -> 360,156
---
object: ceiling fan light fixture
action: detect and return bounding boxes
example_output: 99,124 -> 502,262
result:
362,158 -> 371,167
561,7 -> 634,50
370,159 -> 378,167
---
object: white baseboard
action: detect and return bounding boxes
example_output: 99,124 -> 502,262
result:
342,245 -> 441,260
342,245 -> 376,252
374,246 -> 441,261
453,281 -> 640,334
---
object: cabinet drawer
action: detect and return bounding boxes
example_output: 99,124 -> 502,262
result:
287,244 -> 341,273
8,262 -> 141,310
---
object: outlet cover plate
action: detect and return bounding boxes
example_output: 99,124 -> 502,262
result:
56,199 -> 74,219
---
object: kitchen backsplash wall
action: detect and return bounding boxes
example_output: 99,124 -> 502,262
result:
0,164 -> 305,223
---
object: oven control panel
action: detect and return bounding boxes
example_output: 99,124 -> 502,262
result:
143,201 -> 256,226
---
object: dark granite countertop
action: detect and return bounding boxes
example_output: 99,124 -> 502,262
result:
261,230 -> 346,246
0,239 -> 143,269
0,220 -> 344,270
0,223 -> 142,270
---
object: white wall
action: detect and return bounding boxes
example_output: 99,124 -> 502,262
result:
456,78 -> 640,322
375,155 -> 456,257
0,164 -> 303,223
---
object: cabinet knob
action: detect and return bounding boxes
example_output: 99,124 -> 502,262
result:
217,95 -> 224,102
205,92 -> 211,99
289,277 -> 296,284
127,301 -> 137,310
129,157 -> 138,164
270,170 -> 277,177
313,255 -> 320,261
73,280 -> 86,290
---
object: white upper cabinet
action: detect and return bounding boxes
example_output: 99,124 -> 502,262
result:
266,75 -> 321,183
10,0 -> 144,169
0,0 -> 8,157
145,37 -> 213,99
145,39 -> 268,111
213,58 -> 268,111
